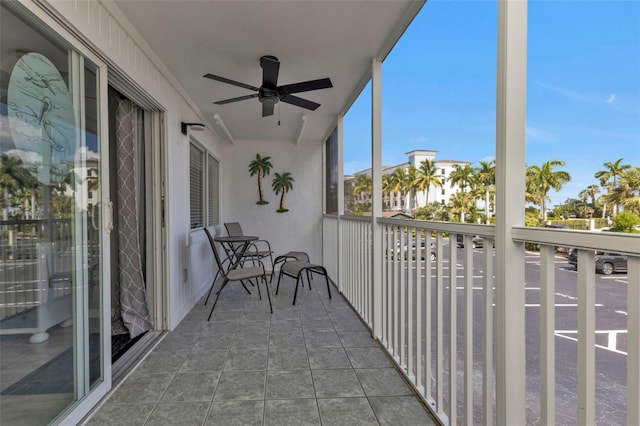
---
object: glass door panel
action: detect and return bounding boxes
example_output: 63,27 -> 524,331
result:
0,3 -> 104,424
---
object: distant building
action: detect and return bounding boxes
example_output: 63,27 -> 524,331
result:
345,149 -> 471,212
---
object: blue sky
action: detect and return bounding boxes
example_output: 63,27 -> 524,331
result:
343,0 -> 640,208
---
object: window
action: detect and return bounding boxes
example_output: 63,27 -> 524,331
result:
441,168 -> 445,175
442,189 -> 445,195
190,142 -> 219,229
324,127 -> 338,214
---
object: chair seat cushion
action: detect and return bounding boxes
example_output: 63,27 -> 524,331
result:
281,260 -> 324,277
227,266 -> 265,280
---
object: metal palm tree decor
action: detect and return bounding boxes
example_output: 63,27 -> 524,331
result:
248,154 -> 273,205
272,172 -> 294,213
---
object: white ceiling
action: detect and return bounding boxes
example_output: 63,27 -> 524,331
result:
113,0 -> 424,143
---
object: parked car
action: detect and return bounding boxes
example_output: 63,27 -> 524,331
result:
568,248 -> 628,275
398,240 -> 437,261
456,234 -> 492,248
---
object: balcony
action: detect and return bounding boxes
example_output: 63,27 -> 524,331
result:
84,270 -> 437,425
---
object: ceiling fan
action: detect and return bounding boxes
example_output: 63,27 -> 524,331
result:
204,55 -> 333,117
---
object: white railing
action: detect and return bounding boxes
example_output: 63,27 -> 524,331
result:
326,215 -> 640,425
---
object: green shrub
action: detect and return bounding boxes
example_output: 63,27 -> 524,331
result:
610,211 -> 640,233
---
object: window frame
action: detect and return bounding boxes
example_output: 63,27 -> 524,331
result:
189,140 -> 219,230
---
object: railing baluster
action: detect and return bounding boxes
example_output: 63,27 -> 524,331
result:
628,256 -> 640,426
400,227 -> 406,366
483,237 -> 494,426
577,249 -> 595,425
416,231 -> 423,393
408,230 -> 414,380
449,234 -> 458,425
436,231 -> 444,415
463,235 -> 474,425
393,227 -> 400,359
540,245 -> 555,425
426,231 -> 433,403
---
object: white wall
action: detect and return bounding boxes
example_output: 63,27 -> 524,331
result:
221,140 -> 324,264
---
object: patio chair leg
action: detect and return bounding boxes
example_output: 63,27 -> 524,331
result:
325,269 -> 332,299
263,276 -> 273,314
292,275 -> 302,305
254,278 -> 262,300
306,269 -> 312,291
241,281 -> 252,295
208,279 -> 229,321
204,275 -> 217,305
276,270 -> 284,295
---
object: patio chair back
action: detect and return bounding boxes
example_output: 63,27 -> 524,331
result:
204,227 -> 227,278
224,222 -> 243,237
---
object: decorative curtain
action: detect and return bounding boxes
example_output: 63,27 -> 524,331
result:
112,99 -> 152,338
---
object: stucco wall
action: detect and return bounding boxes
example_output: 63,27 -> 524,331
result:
221,140 -> 324,264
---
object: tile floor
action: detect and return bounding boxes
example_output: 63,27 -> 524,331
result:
84,274 -> 437,425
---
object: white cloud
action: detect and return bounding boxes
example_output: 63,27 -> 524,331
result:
409,136 -> 428,143
526,125 -> 556,142
480,155 -> 495,163
537,82 -> 591,103
606,94 -> 616,104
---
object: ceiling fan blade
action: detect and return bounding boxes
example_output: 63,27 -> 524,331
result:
280,95 -> 320,111
203,73 -> 259,92
262,102 -> 275,117
214,93 -> 259,105
278,78 -> 333,95
260,56 -> 280,88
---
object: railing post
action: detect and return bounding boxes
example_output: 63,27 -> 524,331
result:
628,257 -> 640,426
495,0 -> 527,424
371,58 -> 383,339
337,115 -> 344,294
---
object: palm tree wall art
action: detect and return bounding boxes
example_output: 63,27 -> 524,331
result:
248,153 -> 273,205
272,172 -> 295,213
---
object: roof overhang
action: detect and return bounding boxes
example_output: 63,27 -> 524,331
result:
113,0 -> 425,143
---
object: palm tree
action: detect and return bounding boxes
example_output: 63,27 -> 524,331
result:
526,160 -> 571,222
272,172 -> 294,212
475,160 -> 495,223
0,155 -> 34,220
594,158 -> 631,216
414,159 -> 442,206
609,167 -> 640,215
448,191 -> 474,223
381,174 -> 393,210
248,154 -> 273,205
405,165 -> 419,212
352,174 -> 372,206
389,167 -> 408,211
449,164 -> 475,192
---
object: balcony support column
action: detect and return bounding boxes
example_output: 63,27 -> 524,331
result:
495,0 -> 527,424
337,114 -> 345,294
371,58 -> 383,337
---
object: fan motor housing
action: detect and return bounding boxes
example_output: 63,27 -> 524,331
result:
259,87 -> 279,104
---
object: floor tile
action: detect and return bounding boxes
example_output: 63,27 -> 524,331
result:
224,348 -> 268,371
264,399 -> 320,426
345,347 -> 392,368
311,369 -> 364,398
213,371 -> 266,400
317,398 -> 379,426
84,402 -> 154,425
108,373 -> 174,403
268,346 -> 309,370
161,371 -> 220,402
332,319 -> 369,332
368,396 -> 436,425
355,368 -> 413,396
307,347 -> 352,369
193,333 -> 235,351
180,349 -> 228,372
146,401 -> 209,425
338,331 -> 377,347
266,370 -> 315,399
231,331 -> 270,350
135,350 -> 189,374
304,331 -> 342,348
205,400 -> 264,425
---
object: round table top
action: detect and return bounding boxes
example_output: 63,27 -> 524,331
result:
214,235 -> 259,243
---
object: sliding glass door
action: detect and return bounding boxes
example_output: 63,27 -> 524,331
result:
0,3 -> 109,423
